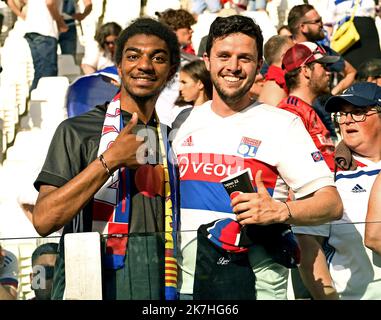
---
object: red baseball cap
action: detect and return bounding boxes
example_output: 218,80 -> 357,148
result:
282,42 -> 339,72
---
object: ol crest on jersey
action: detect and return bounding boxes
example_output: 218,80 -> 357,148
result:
237,136 -> 262,158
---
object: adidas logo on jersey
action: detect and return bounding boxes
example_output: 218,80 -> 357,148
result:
181,136 -> 194,146
351,184 -> 366,193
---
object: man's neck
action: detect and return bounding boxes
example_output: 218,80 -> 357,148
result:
211,94 -> 253,117
119,93 -> 157,124
289,88 -> 317,106
293,34 -> 307,44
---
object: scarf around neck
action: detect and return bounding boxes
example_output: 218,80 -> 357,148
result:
91,93 -> 179,299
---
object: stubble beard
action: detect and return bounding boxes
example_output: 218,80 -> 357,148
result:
123,82 -> 162,105
304,29 -> 325,42
311,76 -> 330,96
212,75 -> 255,106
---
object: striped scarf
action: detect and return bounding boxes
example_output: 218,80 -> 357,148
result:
92,93 -> 179,299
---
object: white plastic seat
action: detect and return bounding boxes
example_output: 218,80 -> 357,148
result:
58,54 -> 81,83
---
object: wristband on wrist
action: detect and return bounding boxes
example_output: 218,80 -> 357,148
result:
99,154 -> 113,177
284,202 -> 293,221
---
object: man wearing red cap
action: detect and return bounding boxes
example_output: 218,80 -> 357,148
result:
277,41 -> 341,300
278,41 -> 338,171
287,4 -> 357,143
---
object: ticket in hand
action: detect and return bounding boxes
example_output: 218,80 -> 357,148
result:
220,168 -> 255,200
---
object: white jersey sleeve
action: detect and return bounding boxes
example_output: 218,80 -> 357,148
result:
276,116 -> 334,199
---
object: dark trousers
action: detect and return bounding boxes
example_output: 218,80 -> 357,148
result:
25,32 -> 58,91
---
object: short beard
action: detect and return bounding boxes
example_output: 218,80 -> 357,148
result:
303,30 -> 325,42
310,78 -> 330,96
212,78 -> 255,106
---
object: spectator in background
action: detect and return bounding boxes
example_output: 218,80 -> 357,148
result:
257,35 -> 293,106
59,0 -> 92,59
157,8 -> 197,62
247,0 -> 267,11
299,82 -> 381,299
171,59 -> 212,128
288,4 -> 356,96
176,59 -> 212,107
326,0 -> 381,71
2,0 -> 26,20
24,0 -> 68,91
288,3 -> 357,141
279,42 -> 337,170
30,243 -> 58,300
356,58 -> 381,85
0,243 -> 18,300
365,171 -> 381,256
81,21 -> 121,75
277,25 -> 292,38
189,0 -> 222,16
155,8 -> 199,127
278,42 -> 340,300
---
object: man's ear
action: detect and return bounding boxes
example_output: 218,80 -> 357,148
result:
301,65 -> 311,79
203,53 -> 210,71
117,64 -> 122,79
257,58 -> 264,74
299,22 -> 308,34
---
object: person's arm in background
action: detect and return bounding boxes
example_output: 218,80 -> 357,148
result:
322,5 -> 356,96
296,234 -> 339,299
46,0 -> 68,33
81,63 -> 96,74
4,0 -> 26,20
331,59 -> 356,95
258,80 -> 287,106
365,172 -> 381,255
81,38 -> 100,75
72,0 -> 92,21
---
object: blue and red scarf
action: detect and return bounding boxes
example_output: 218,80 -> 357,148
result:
92,93 -> 179,299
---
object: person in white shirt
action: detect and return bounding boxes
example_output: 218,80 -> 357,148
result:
24,0 -> 68,90
365,171 -> 381,256
81,21 -> 121,75
172,14 -> 343,300
298,82 -> 381,299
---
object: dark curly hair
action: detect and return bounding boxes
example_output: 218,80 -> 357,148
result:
156,9 -> 196,31
205,15 -> 263,61
94,22 -> 122,51
114,18 -> 180,71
